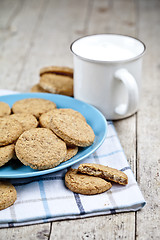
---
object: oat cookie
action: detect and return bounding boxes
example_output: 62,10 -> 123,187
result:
63,146 -> 78,162
65,168 -> 112,195
10,113 -> 38,131
78,163 -> 128,185
0,102 -> 11,117
57,109 -> 86,121
0,117 -> 23,146
0,144 -> 15,167
40,66 -> 73,77
0,181 -> 17,210
15,128 -> 67,170
50,110 -> 95,147
30,84 -> 50,93
39,110 -> 55,128
39,74 -> 73,96
39,108 -> 86,129
12,98 -> 56,118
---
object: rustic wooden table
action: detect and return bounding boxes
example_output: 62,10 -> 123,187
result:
0,0 -> 159,239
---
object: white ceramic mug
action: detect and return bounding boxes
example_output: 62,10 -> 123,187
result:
70,34 -> 146,119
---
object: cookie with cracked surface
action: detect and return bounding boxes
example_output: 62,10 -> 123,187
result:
63,146 -> 78,162
15,128 -> 67,170
50,110 -> 95,147
78,163 -> 128,185
40,66 -> 73,78
65,168 -> 112,195
39,108 -> 86,129
0,101 -> 11,117
12,98 -> 56,118
30,84 -> 50,93
10,113 -> 38,131
0,181 -> 17,210
0,144 -> 15,167
39,74 -> 73,96
0,117 -> 23,146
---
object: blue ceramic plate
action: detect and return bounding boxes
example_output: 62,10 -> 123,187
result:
0,93 -> 107,179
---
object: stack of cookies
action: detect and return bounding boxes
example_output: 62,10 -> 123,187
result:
30,66 -> 74,97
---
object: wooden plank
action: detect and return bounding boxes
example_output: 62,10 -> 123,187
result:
0,0 -> 20,29
50,214 -> 135,240
0,223 -> 50,240
0,0 -> 46,90
0,0 -> 21,52
136,0 -> 160,239
16,0 -> 90,92
87,0 -> 136,36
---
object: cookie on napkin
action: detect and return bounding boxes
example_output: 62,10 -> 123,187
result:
0,181 -> 17,210
78,163 -> 128,185
65,168 -> 112,195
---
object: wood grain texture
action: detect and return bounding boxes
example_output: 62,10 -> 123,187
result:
0,0 -> 46,90
0,223 -> 51,240
87,0 -> 136,36
136,0 -> 160,239
0,0 -> 159,239
14,0 -> 90,92
50,214 -> 135,240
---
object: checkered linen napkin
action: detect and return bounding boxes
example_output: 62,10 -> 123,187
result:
0,89 -> 146,228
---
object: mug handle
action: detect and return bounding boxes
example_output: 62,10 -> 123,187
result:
114,68 -> 139,116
